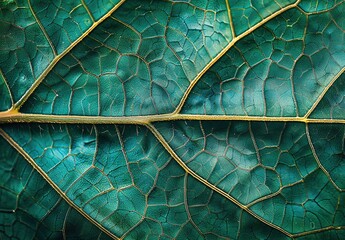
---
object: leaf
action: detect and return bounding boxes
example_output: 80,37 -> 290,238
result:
0,137 -> 113,239
0,0 -> 345,239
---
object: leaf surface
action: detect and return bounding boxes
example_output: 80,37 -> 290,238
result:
1,0 -> 345,239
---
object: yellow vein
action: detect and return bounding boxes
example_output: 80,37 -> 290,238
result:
292,226 -> 345,238
183,173 -> 204,236
246,179 -> 304,208
305,124 -> 344,192
146,123 -> 293,238
225,0 -> 236,38
115,125 -> 136,186
81,0 -> 96,23
14,0 -> 127,110
304,66 -> 345,118
173,0 -> 301,114
28,0 -> 57,56
1,112 -> 345,124
297,1 -> 345,15
62,207 -> 72,239
0,68 -> 14,106
0,128 -> 119,240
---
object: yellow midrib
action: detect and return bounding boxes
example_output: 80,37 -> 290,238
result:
0,111 -> 344,124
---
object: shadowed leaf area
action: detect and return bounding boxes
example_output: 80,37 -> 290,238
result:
0,0 -> 345,239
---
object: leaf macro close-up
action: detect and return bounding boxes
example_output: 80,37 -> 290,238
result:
1,0 -> 345,239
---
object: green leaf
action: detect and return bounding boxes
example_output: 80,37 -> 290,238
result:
0,137 -> 112,239
0,0 -> 345,239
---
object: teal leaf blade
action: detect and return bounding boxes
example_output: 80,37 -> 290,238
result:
230,0 -> 297,35
20,0 -> 232,116
0,70 -> 12,111
182,2 -> 345,117
30,0 -> 94,54
1,0 -> 345,239
0,137 -> 112,240
153,120 -> 345,235
1,123 -> 292,239
0,0 -> 55,104
310,71 -> 345,119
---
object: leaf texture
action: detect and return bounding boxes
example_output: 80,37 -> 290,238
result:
1,0 -> 345,239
